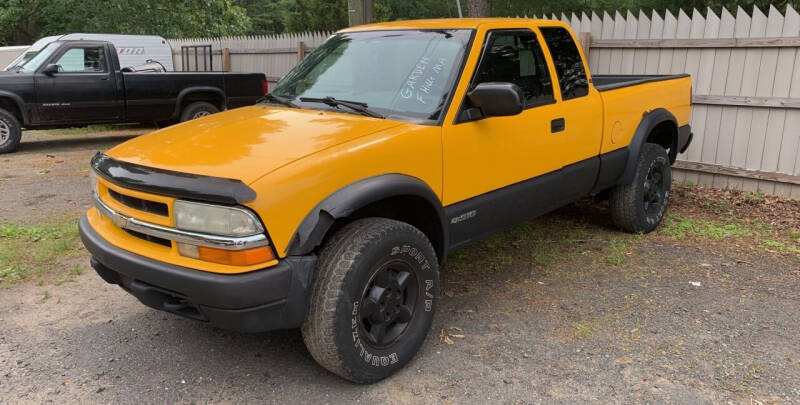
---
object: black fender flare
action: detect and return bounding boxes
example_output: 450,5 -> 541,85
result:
173,86 -> 227,118
286,174 -> 447,259
617,108 -> 677,185
0,90 -> 28,125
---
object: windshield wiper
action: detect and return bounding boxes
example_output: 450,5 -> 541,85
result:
299,96 -> 384,118
259,93 -> 299,108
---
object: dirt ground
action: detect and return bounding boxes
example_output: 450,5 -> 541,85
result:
1,129 -> 799,404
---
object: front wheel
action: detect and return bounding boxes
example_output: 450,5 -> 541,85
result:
609,143 -> 672,233
302,218 -> 439,384
0,108 -> 22,154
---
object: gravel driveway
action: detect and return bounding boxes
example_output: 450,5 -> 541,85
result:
1,130 -> 798,404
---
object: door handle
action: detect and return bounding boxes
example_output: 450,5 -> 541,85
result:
551,118 -> 565,133
100,76 -> 109,81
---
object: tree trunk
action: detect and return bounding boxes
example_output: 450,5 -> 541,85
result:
466,0 -> 491,17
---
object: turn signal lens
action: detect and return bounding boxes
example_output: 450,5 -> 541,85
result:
177,243 -> 274,266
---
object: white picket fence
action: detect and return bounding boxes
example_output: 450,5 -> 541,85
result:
168,33 -> 330,82
168,5 -> 800,197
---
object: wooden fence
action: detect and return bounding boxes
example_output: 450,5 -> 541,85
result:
168,5 -> 800,198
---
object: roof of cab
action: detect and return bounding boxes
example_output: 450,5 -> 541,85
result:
339,18 -> 561,32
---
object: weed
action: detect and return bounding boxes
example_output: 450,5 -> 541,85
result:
788,229 -> 800,240
42,290 -> 51,300
605,239 -> 628,266
465,286 -> 479,294
661,215 -> 753,240
743,191 -> 764,201
70,265 -> 83,276
574,321 -> 593,339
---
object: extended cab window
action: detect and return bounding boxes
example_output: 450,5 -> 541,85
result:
55,47 -> 107,73
539,27 -> 588,100
472,30 -> 554,107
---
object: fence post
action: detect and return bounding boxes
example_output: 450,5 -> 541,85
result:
578,32 -> 592,57
222,48 -> 231,72
297,41 -> 306,62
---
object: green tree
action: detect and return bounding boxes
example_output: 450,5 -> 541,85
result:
282,0 -> 348,32
0,0 -> 252,45
238,0 -> 293,35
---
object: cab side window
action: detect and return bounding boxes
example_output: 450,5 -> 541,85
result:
55,47 -> 107,73
539,27 -> 588,100
472,30 -> 554,108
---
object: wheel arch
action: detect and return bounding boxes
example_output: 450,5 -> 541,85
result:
286,174 -> 448,263
174,87 -> 226,118
0,91 -> 27,125
617,108 -> 678,186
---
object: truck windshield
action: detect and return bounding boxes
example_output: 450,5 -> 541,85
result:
17,42 -> 61,72
270,29 -> 473,123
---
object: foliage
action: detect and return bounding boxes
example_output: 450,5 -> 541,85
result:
0,0 -> 251,45
2,0 -> 799,44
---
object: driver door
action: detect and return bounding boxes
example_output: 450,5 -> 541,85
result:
442,28 -> 566,247
34,43 -> 121,124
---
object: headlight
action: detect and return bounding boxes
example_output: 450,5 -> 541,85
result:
173,200 -> 264,237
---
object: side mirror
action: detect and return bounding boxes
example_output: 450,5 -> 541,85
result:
461,82 -> 524,121
41,64 -> 60,75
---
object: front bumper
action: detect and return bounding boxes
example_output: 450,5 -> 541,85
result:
79,215 -> 316,333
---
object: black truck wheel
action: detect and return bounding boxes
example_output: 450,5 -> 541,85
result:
610,143 -> 672,233
302,218 -> 439,384
0,108 -> 22,154
180,102 -> 219,122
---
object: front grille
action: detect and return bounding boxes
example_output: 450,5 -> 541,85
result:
125,229 -> 172,247
108,188 -> 169,217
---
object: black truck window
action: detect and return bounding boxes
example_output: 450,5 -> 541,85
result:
473,30 -> 554,108
55,47 -> 107,73
539,27 -> 588,100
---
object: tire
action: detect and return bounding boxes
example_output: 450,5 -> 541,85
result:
0,108 -> 22,154
609,143 -> 672,233
179,102 -> 219,122
302,218 -> 439,384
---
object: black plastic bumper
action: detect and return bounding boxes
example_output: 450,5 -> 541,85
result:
678,124 -> 693,154
79,215 -> 316,333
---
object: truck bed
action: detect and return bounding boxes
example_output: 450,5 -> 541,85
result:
593,74 -> 690,91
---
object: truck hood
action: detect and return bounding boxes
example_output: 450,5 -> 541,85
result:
106,105 -> 404,184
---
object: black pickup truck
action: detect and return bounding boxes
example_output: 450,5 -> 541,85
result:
0,40 -> 267,153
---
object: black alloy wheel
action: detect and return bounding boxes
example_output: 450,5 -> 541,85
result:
358,261 -> 418,348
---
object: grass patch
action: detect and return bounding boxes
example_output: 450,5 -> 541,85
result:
660,215 -> 757,240
605,239 -> 628,266
761,240 -> 800,256
574,321 -> 594,339
0,216 -> 82,287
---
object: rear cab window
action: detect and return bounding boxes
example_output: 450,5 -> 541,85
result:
539,27 -> 589,100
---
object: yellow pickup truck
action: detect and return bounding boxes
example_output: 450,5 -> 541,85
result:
79,18 -> 692,383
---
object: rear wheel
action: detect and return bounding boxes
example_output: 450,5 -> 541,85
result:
0,108 -> 22,154
609,143 -> 671,233
179,102 -> 219,122
302,218 -> 439,384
